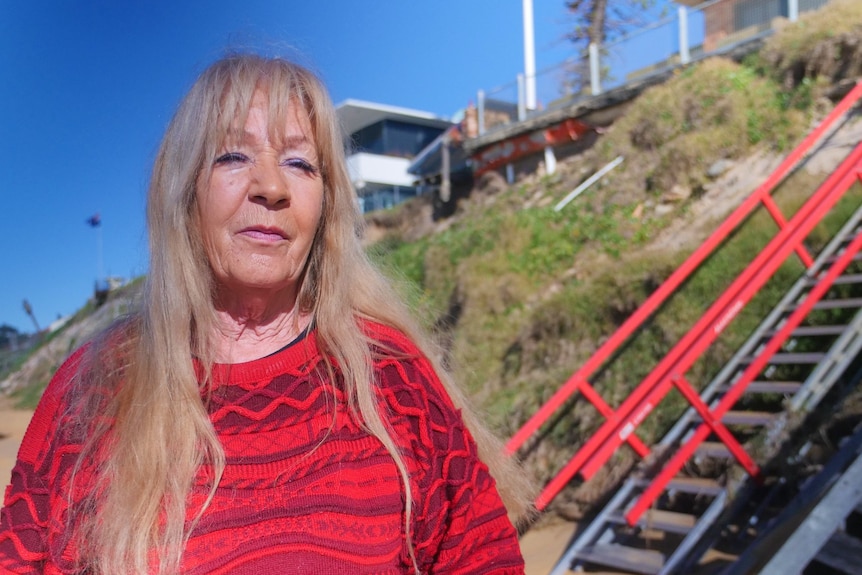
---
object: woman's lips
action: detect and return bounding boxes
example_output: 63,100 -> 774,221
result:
239,227 -> 287,242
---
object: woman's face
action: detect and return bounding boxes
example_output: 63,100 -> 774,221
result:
197,90 -> 324,304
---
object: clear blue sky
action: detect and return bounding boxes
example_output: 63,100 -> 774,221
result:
0,1 -> 669,334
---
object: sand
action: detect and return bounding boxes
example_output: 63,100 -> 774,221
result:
0,401 -> 33,492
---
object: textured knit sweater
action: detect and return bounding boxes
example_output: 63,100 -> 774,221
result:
0,323 -> 524,574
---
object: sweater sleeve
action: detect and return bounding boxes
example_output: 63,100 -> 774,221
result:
373,330 -> 524,574
0,348 -> 83,573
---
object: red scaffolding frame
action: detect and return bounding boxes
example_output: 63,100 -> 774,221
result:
507,82 -> 862,513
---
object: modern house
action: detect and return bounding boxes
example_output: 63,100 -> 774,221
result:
336,99 -> 452,213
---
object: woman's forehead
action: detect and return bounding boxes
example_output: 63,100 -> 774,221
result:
220,91 -> 316,147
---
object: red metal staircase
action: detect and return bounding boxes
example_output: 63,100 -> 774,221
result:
508,82 -> 862,574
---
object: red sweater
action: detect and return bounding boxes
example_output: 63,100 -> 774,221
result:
0,324 -> 524,574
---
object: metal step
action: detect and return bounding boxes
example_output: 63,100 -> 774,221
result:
691,410 -> 776,426
737,380 -> 802,394
810,297 -> 862,310
802,272 -> 862,287
575,544 -> 664,575
821,251 -> 862,266
633,476 -> 725,496
788,324 -> 849,337
742,351 -> 826,364
823,272 -> 862,286
696,441 -> 731,459
609,509 -> 697,535
721,410 -> 776,426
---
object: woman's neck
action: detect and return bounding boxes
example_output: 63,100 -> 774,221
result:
210,303 -> 312,363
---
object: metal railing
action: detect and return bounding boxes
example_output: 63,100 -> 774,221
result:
477,0 -> 832,137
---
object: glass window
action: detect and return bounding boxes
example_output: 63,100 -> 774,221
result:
351,121 -> 384,154
358,185 -> 420,213
381,120 -> 444,158
350,120 -> 445,158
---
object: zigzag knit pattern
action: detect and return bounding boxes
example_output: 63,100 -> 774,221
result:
0,323 -> 524,574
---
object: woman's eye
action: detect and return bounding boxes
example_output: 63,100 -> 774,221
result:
283,158 -> 319,175
214,152 -> 248,165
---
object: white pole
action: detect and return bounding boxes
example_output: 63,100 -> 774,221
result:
517,74 -> 526,121
554,156 -> 624,212
544,146 -> 557,176
788,0 -> 799,22
522,0 -> 537,111
679,6 -> 690,65
589,42 -> 602,95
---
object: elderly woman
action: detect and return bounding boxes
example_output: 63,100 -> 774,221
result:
0,55 -> 531,574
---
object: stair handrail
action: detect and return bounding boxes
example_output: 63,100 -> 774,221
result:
536,143 -> 862,509
506,81 -> 862,456
624,149 -> 862,523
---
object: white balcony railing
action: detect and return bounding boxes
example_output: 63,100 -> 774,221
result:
476,0 -> 832,136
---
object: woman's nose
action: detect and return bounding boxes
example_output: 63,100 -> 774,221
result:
250,157 -> 289,206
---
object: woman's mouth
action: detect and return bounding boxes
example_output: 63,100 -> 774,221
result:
239,227 -> 288,242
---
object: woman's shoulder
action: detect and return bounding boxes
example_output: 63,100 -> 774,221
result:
42,343 -> 90,402
362,320 -> 460,419
360,319 -> 423,357
361,321 -> 443,389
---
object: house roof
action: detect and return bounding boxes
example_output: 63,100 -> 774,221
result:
335,99 -> 452,136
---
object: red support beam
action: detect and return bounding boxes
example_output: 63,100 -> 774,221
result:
761,194 -> 815,268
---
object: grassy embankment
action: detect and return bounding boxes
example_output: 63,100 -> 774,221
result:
369,0 -> 862,499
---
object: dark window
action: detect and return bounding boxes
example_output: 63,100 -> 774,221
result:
351,121 -> 385,154
351,120 -> 444,159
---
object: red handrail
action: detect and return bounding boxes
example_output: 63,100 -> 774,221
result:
506,81 -> 862,458
535,142 -> 862,510
626,202 -> 862,524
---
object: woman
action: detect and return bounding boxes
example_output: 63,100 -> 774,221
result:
0,54 -> 532,574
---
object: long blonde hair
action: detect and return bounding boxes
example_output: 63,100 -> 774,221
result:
71,54 -> 533,574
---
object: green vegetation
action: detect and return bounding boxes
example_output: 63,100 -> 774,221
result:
596,58 -> 809,201
1,276 -> 145,409
10,379 -> 49,410
366,1 -> 862,491
753,0 -> 862,93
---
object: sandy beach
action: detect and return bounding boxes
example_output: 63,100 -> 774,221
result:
0,401 -> 33,494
